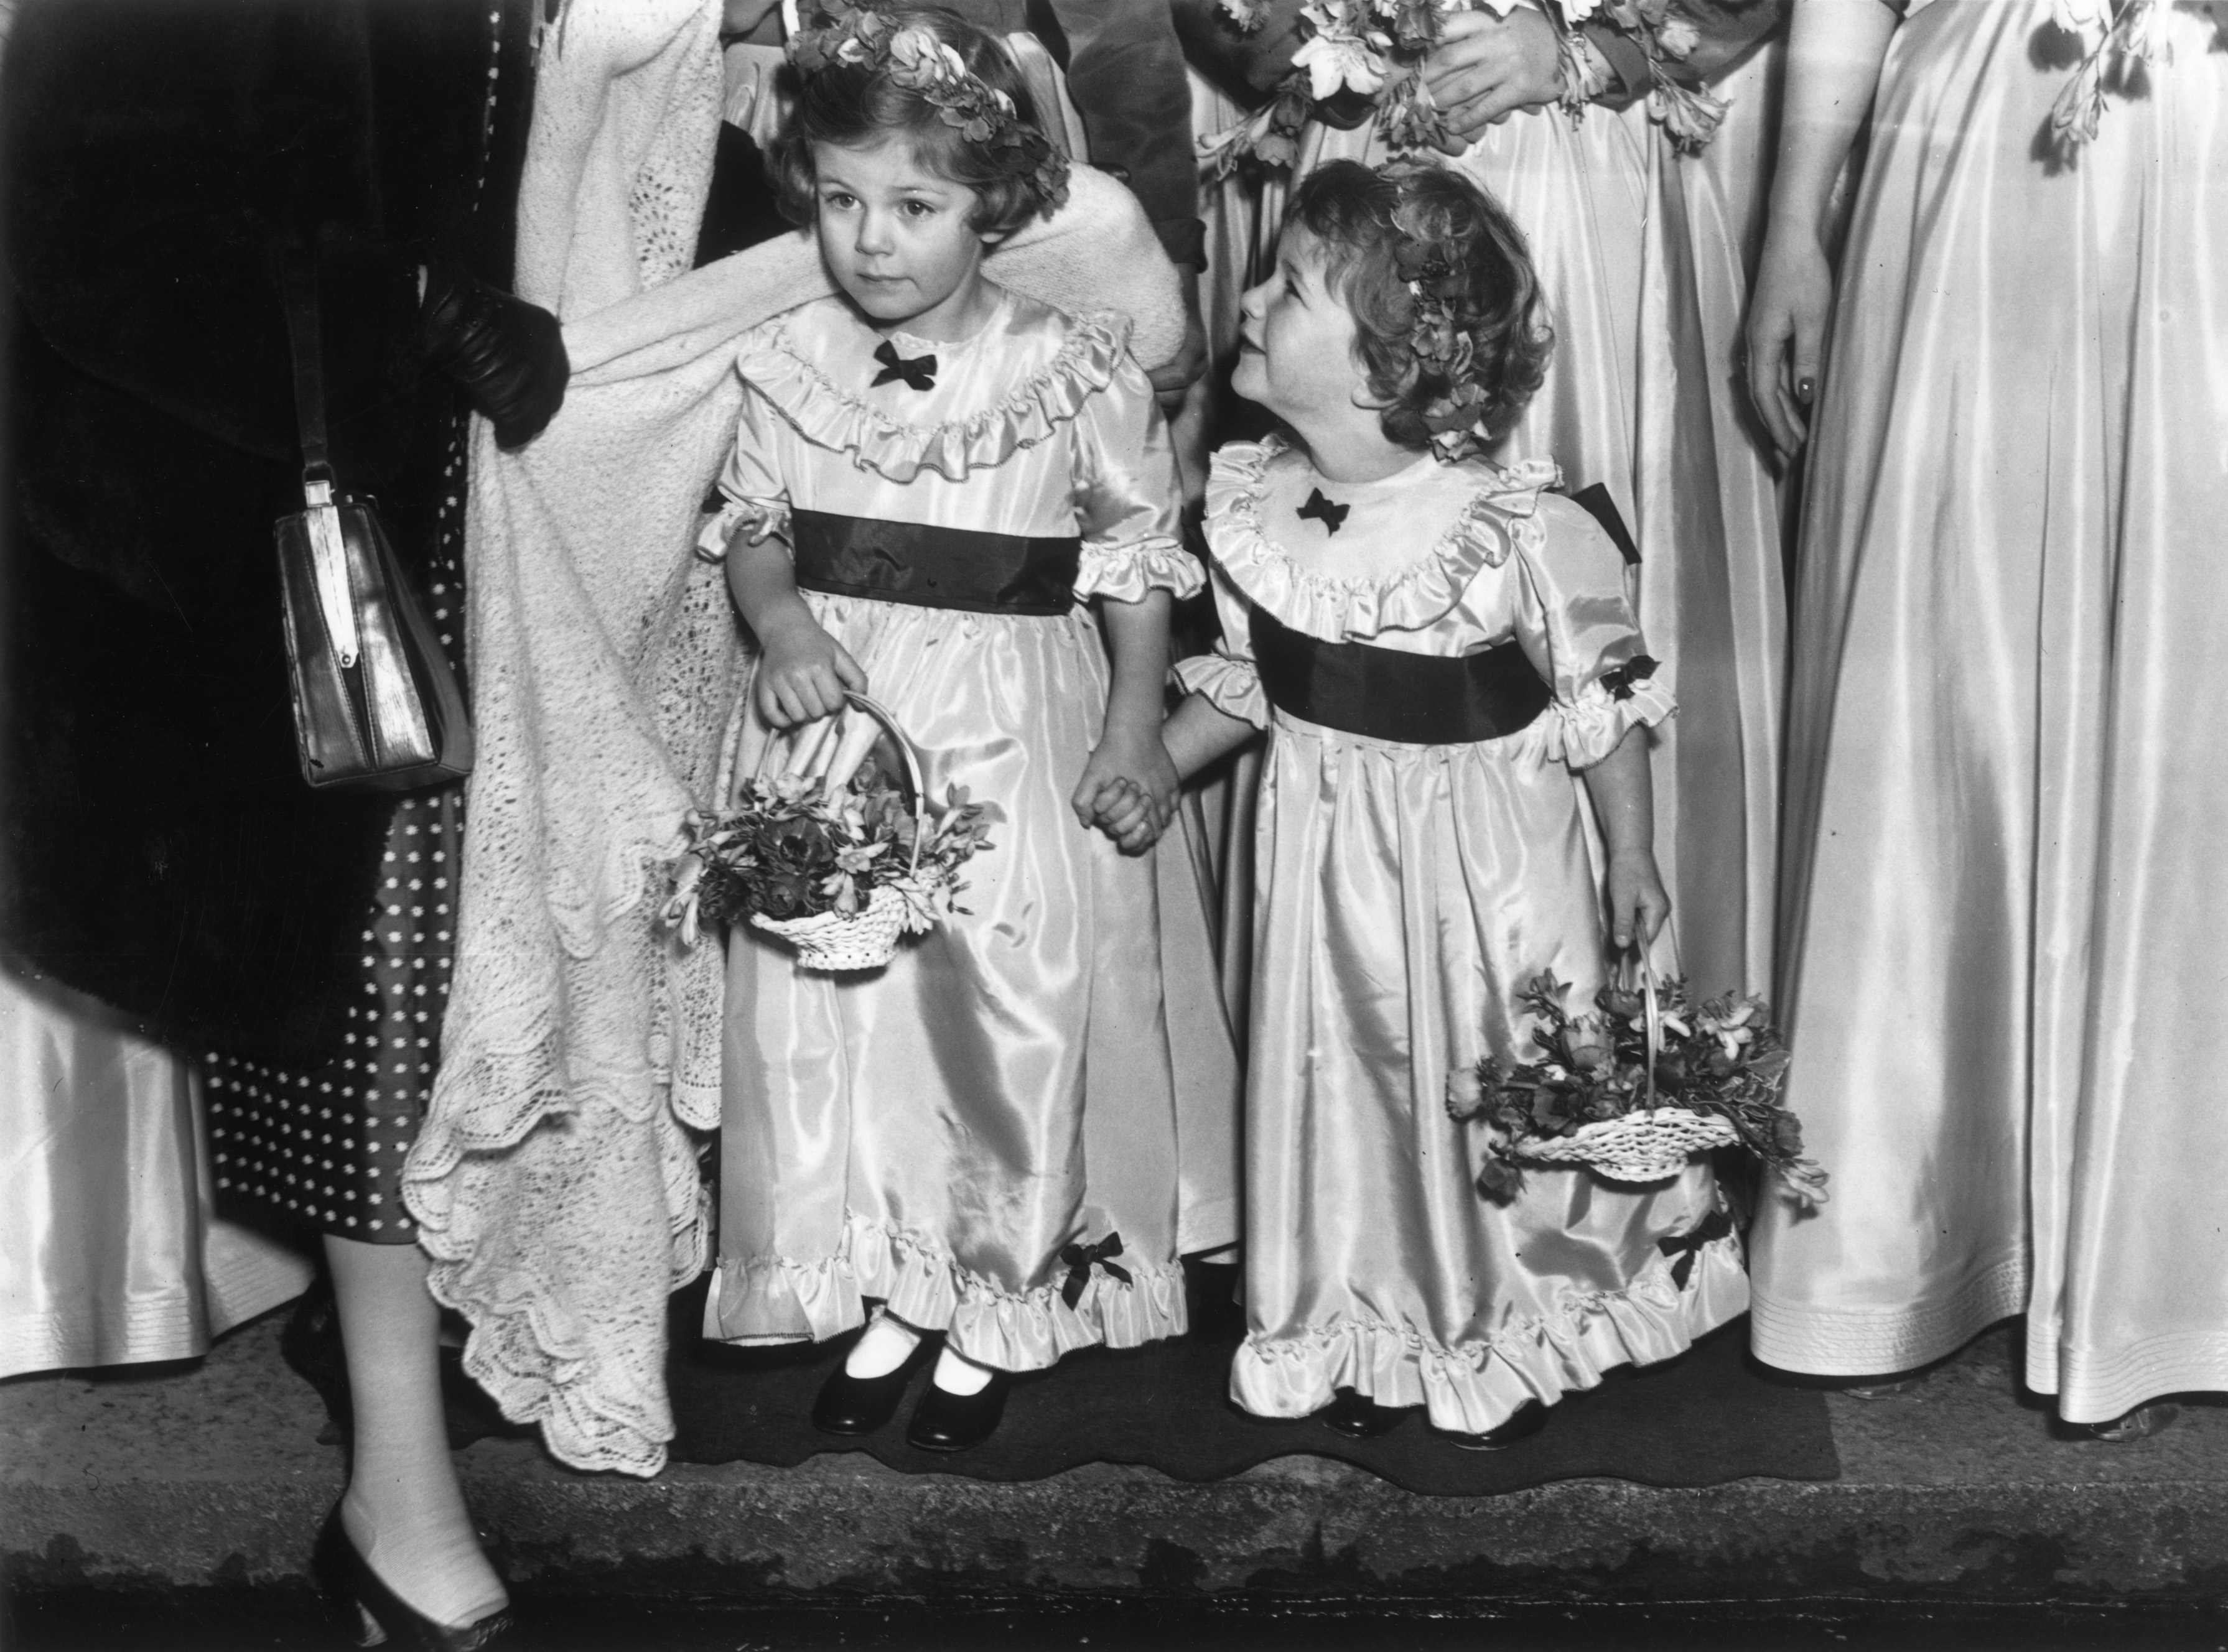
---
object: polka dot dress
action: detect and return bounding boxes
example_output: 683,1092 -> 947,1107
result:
207,5 -> 513,1245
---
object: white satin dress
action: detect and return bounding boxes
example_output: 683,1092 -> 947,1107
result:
1749,0 -> 2228,1423
1177,436 -> 1746,1435
701,291 -> 1237,1370
1289,8 -> 1788,1001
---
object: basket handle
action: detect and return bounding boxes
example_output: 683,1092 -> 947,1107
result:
1616,947 -> 1662,1112
751,693 -> 928,877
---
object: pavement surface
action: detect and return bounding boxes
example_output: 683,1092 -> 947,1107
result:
6,1311 -> 2228,1646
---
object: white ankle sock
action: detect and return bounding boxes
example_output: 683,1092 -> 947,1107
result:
931,1345 -> 995,1395
844,1313 -> 922,1378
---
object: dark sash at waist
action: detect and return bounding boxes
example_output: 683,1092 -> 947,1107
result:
1249,608 -> 1552,746
791,509 -> 1081,616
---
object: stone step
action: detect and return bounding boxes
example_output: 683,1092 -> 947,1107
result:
6,1314 -> 2228,1630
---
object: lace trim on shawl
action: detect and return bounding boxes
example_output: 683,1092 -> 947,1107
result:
1205,435 -> 1562,643
1076,536 -> 1203,604
736,308 -> 1134,485
1172,651 -> 1267,730
707,1210 -> 1187,1370
1231,1233 -> 1748,1436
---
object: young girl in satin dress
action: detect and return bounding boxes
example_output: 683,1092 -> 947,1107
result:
696,4 -> 1215,1452
1145,160 -> 1746,1447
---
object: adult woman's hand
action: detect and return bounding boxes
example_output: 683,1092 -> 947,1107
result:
421,265 -> 570,449
1422,6 -> 1565,151
1744,228 -> 1834,464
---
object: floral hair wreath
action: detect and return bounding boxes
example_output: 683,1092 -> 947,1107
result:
788,1 -> 1071,216
1392,203 -> 1498,463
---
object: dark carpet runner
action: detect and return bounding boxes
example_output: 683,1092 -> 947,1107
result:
664,1265 -> 1839,1494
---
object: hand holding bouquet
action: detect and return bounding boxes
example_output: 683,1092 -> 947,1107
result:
1445,966 -> 1827,1207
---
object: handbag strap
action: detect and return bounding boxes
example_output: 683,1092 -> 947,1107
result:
277,249 -> 335,502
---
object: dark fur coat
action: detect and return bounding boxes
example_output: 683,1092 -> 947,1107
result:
2,0 -> 533,1065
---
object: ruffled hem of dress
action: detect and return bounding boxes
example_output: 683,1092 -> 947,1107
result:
1548,675 -> 1677,768
705,1211 -> 1187,1371
1076,536 -> 1203,603
696,494 -> 790,562
1230,1233 -> 1748,1436
1205,435 -> 1561,642
1171,652 -> 1268,729
736,309 -> 1133,485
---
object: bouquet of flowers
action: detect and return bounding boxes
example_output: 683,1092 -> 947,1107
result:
1199,0 -> 1727,178
661,708 -> 1002,972
1445,968 -> 1827,1207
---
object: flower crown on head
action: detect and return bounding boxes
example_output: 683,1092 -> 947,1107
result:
1391,203 -> 1494,464
788,1 -> 1071,217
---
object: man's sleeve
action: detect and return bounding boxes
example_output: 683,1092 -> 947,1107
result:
1052,0 -> 1205,269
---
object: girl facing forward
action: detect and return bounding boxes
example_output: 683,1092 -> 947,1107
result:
1144,160 -> 1746,1446
697,2 -> 1215,1452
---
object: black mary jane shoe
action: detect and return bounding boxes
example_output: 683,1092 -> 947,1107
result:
1444,1399 -> 1552,1453
904,1371 -> 1012,1452
312,1503 -> 513,1652
1318,1387 -> 1407,1441
811,1334 -> 935,1437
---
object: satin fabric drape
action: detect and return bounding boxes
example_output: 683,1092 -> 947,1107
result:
1750,0 -> 2228,1422
1,964 -> 310,1378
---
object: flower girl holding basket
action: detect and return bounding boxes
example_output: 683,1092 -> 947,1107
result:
688,2 -> 1219,1454
1147,159 -> 1752,1448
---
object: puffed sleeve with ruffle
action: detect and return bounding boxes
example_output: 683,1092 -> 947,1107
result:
1511,493 -> 1676,768
694,373 -> 794,564
1170,562 -> 1269,730
1068,341 -> 1202,605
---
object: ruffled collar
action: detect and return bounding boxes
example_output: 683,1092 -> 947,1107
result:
1204,433 -> 1560,641
735,290 -> 1130,485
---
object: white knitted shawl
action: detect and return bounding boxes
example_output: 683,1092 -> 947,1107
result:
400,0 -> 1186,1477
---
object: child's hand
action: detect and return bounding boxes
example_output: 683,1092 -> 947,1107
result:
753,613 -> 866,728
1088,779 -> 1167,856
1071,723 -> 1178,853
1604,848 -> 1671,953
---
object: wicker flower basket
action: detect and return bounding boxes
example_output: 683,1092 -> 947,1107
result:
1508,950 -> 1738,1183
745,693 -> 927,973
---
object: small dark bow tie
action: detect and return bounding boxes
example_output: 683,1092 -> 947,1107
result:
1058,1233 -> 1132,1310
1600,654 -> 1661,703
872,339 -> 938,391
1296,487 -> 1349,534
1657,1205 -> 1735,1290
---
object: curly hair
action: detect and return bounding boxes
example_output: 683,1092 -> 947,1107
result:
1285,159 -> 1553,455
771,5 -> 1052,243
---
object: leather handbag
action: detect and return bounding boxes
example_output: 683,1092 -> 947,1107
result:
273,251 -> 473,791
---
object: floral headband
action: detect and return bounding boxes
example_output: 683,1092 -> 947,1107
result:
788,1 -> 1071,216
1391,204 -> 1494,464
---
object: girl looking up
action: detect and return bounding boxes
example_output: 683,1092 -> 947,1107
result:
1147,160 -> 1745,1446
697,1 -> 1217,1453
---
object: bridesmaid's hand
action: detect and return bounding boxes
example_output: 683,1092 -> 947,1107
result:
1745,228 -> 1834,465
1086,779 -> 1167,856
1423,7 -> 1565,149
1604,848 -> 1671,954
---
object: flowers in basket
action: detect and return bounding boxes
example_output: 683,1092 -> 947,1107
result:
1445,971 -> 1828,1207
661,766 -> 1002,972
1198,0 -> 1728,179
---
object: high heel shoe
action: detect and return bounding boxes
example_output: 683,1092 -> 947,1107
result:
813,1332 -> 936,1436
312,1503 -> 513,1651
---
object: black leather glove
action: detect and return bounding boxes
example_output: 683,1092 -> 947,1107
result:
419,264 -> 568,449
